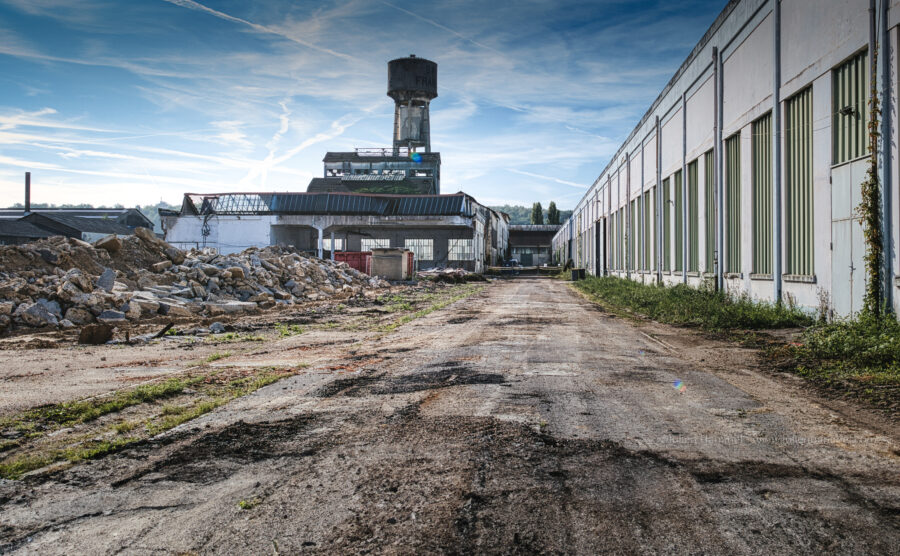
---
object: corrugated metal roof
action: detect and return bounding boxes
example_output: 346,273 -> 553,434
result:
0,208 -> 151,227
181,192 -> 473,217
23,213 -> 134,235
0,220 -> 53,238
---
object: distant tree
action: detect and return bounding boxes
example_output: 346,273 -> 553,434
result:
547,201 -> 560,225
530,202 -> 544,225
488,204 -> 573,225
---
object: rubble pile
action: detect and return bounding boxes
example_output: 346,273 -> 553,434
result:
0,228 -> 388,333
417,267 -> 488,284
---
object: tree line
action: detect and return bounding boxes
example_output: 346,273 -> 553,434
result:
488,203 -> 570,226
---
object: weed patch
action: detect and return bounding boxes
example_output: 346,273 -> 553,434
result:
771,314 -> 900,407
575,276 -> 812,331
275,323 -> 304,337
205,351 -> 232,363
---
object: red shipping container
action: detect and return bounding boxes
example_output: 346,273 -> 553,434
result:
334,251 -> 372,275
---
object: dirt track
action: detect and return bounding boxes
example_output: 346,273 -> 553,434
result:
1,278 -> 898,554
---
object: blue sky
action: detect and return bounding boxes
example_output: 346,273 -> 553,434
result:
0,0 -> 726,209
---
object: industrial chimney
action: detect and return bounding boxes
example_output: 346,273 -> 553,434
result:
387,54 -> 437,155
24,172 -> 31,215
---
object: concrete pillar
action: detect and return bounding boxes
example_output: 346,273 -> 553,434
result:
330,230 -> 335,261
317,227 -> 323,259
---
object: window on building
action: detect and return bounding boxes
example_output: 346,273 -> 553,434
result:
404,238 -> 434,261
448,238 -> 474,260
662,177 -> 671,271
752,113 -> 773,275
322,238 -> 344,252
832,50 -> 869,165
704,150 -> 715,273
688,159 -> 699,272
674,170 -> 683,272
786,87 -> 814,276
726,133 -> 741,273
361,238 -> 390,251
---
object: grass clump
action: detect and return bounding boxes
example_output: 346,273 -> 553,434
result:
237,498 -> 261,510
205,351 -> 232,363
575,276 -> 812,331
26,377 -> 189,427
275,323 -> 304,337
208,332 -> 265,343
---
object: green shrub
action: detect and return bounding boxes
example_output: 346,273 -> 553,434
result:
795,314 -> 900,384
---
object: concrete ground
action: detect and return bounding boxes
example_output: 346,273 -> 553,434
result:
1,278 -> 898,554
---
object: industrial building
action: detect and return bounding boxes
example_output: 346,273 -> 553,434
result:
163,55 -> 509,272
508,225 -> 560,266
553,0 -> 900,318
160,191 -> 507,273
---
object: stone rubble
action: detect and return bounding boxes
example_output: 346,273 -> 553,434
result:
0,228 -> 389,334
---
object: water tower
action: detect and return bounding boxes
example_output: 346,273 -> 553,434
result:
388,54 -> 437,154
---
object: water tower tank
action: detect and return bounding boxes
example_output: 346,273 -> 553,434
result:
387,55 -> 437,153
388,55 -> 438,101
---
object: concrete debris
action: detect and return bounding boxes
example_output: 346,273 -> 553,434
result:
417,267 -> 488,283
78,323 -> 114,345
93,234 -> 122,253
0,229 -> 390,333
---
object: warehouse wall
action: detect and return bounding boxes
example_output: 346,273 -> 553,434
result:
554,0 -> 899,318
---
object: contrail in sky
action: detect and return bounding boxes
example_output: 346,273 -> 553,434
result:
161,0 -> 356,62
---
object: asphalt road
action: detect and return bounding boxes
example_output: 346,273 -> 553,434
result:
2,278 -> 898,554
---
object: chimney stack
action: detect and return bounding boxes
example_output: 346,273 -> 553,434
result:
24,172 -> 31,215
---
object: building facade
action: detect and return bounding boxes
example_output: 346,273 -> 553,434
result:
161,192 -> 508,273
553,0 -> 900,318
509,225 -> 560,266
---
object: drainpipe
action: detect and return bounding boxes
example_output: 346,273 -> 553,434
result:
656,115 -> 663,284
715,45 -> 725,291
626,151 -> 631,279
607,175 -> 612,275
712,47 -> 720,290
772,0 -> 783,304
682,92 -> 688,283
641,136 -> 646,280
879,0 -> 894,311
617,169 -> 621,274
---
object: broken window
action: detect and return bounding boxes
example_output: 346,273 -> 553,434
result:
361,238 -> 390,251
448,239 -> 474,261
404,239 -> 433,261
322,238 -> 344,252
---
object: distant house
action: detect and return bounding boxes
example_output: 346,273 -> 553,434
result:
0,207 -> 153,230
0,220 -> 56,246
21,212 -> 135,243
0,207 -> 153,245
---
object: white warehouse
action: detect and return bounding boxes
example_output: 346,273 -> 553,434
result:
553,0 -> 900,318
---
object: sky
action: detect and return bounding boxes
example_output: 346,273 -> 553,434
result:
0,0 -> 727,210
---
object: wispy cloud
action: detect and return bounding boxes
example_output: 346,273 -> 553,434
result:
160,0 -> 357,62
